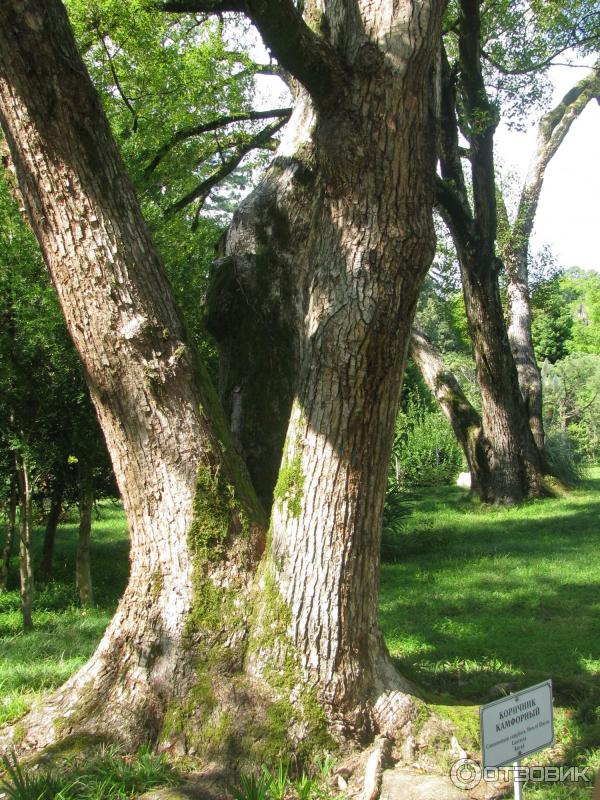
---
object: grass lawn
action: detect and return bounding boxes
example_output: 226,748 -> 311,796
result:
0,501 -> 129,727
380,467 -> 600,797
1,473 -> 600,797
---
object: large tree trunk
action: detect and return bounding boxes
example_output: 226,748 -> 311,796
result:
207,0 -> 443,736
409,326 -> 488,494
14,453 -> 34,630
76,464 -> 94,607
0,0 -> 442,756
0,0 -> 265,754
0,478 -> 17,592
40,476 -> 64,582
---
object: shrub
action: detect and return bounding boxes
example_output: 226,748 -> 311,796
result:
388,394 -> 464,492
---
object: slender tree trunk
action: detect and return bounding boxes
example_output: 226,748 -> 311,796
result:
14,454 -> 34,630
0,0 -> 443,756
0,478 -> 17,592
76,465 -> 94,607
40,477 -> 64,582
503,63 -> 600,451
409,326 -> 488,495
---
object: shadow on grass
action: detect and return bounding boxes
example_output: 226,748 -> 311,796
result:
380,476 -> 600,706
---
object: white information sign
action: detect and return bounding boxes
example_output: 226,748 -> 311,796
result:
480,680 -> 554,768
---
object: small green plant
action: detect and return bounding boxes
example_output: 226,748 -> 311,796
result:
0,751 -> 66,800
293,772 -> 317,800
231,772 -> 272,800
262,760 -> 289,800
544,431 -> 582,487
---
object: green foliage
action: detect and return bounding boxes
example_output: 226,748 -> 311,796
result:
0,744 -> 179,800
380,471 -> 600,798
562,269 -> 600,355
542,353 -> 600,462
232,761 -> 331,800
543,431 -> 583,487
531,271 -> 574,363
388,392 -> 465,492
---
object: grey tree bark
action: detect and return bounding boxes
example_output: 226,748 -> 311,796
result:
14,453 -> 34,630
0,0 -> 265,753
0,0 -> 443,757
503,62 -> 600,450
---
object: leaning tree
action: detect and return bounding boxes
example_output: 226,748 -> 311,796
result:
0,0 -> 443,759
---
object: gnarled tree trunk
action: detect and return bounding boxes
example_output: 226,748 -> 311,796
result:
0,0 -> 264,754
0,0 -> 443,758
436,6 -> 546,503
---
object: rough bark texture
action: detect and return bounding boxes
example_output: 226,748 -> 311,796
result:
503,62 -> 600,451
40,477 -> 64,581
206,0 -> 443,740
436,2 -> 546,503
0,0 -> 265,754
0,478 -> 16,591
409,326 -> 486,494
76,465 -> 94,607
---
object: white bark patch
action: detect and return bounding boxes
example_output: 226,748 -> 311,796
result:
119,314 -> 148,341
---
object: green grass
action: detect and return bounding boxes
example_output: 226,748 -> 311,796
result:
0,501 -> 129,726
380,467 -> 600,797
3,476 -> 600,798
0,743 -> 179,799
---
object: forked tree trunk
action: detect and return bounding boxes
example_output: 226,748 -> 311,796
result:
76,465 -> 94,607
14,454 -> 34,630
0,478 -> 17,592
40,477 -> 64,582
0,0 -> 442,756
409,326 -> 488,495
436,12 -> 546,504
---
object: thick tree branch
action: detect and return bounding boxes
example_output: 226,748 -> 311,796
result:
436,44 -> 475,251
509,61 -> 600,265
164,116 -> 287,216
145,107 -> 292,174
159,0 -> 348,106
458,0 -> 499,251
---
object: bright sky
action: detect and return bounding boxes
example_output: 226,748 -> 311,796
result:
252,33 -> 599,273
496,62 -> 600,272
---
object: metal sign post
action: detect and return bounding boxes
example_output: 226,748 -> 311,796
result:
514,761 -> 522,800
480,680 -> 554,798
